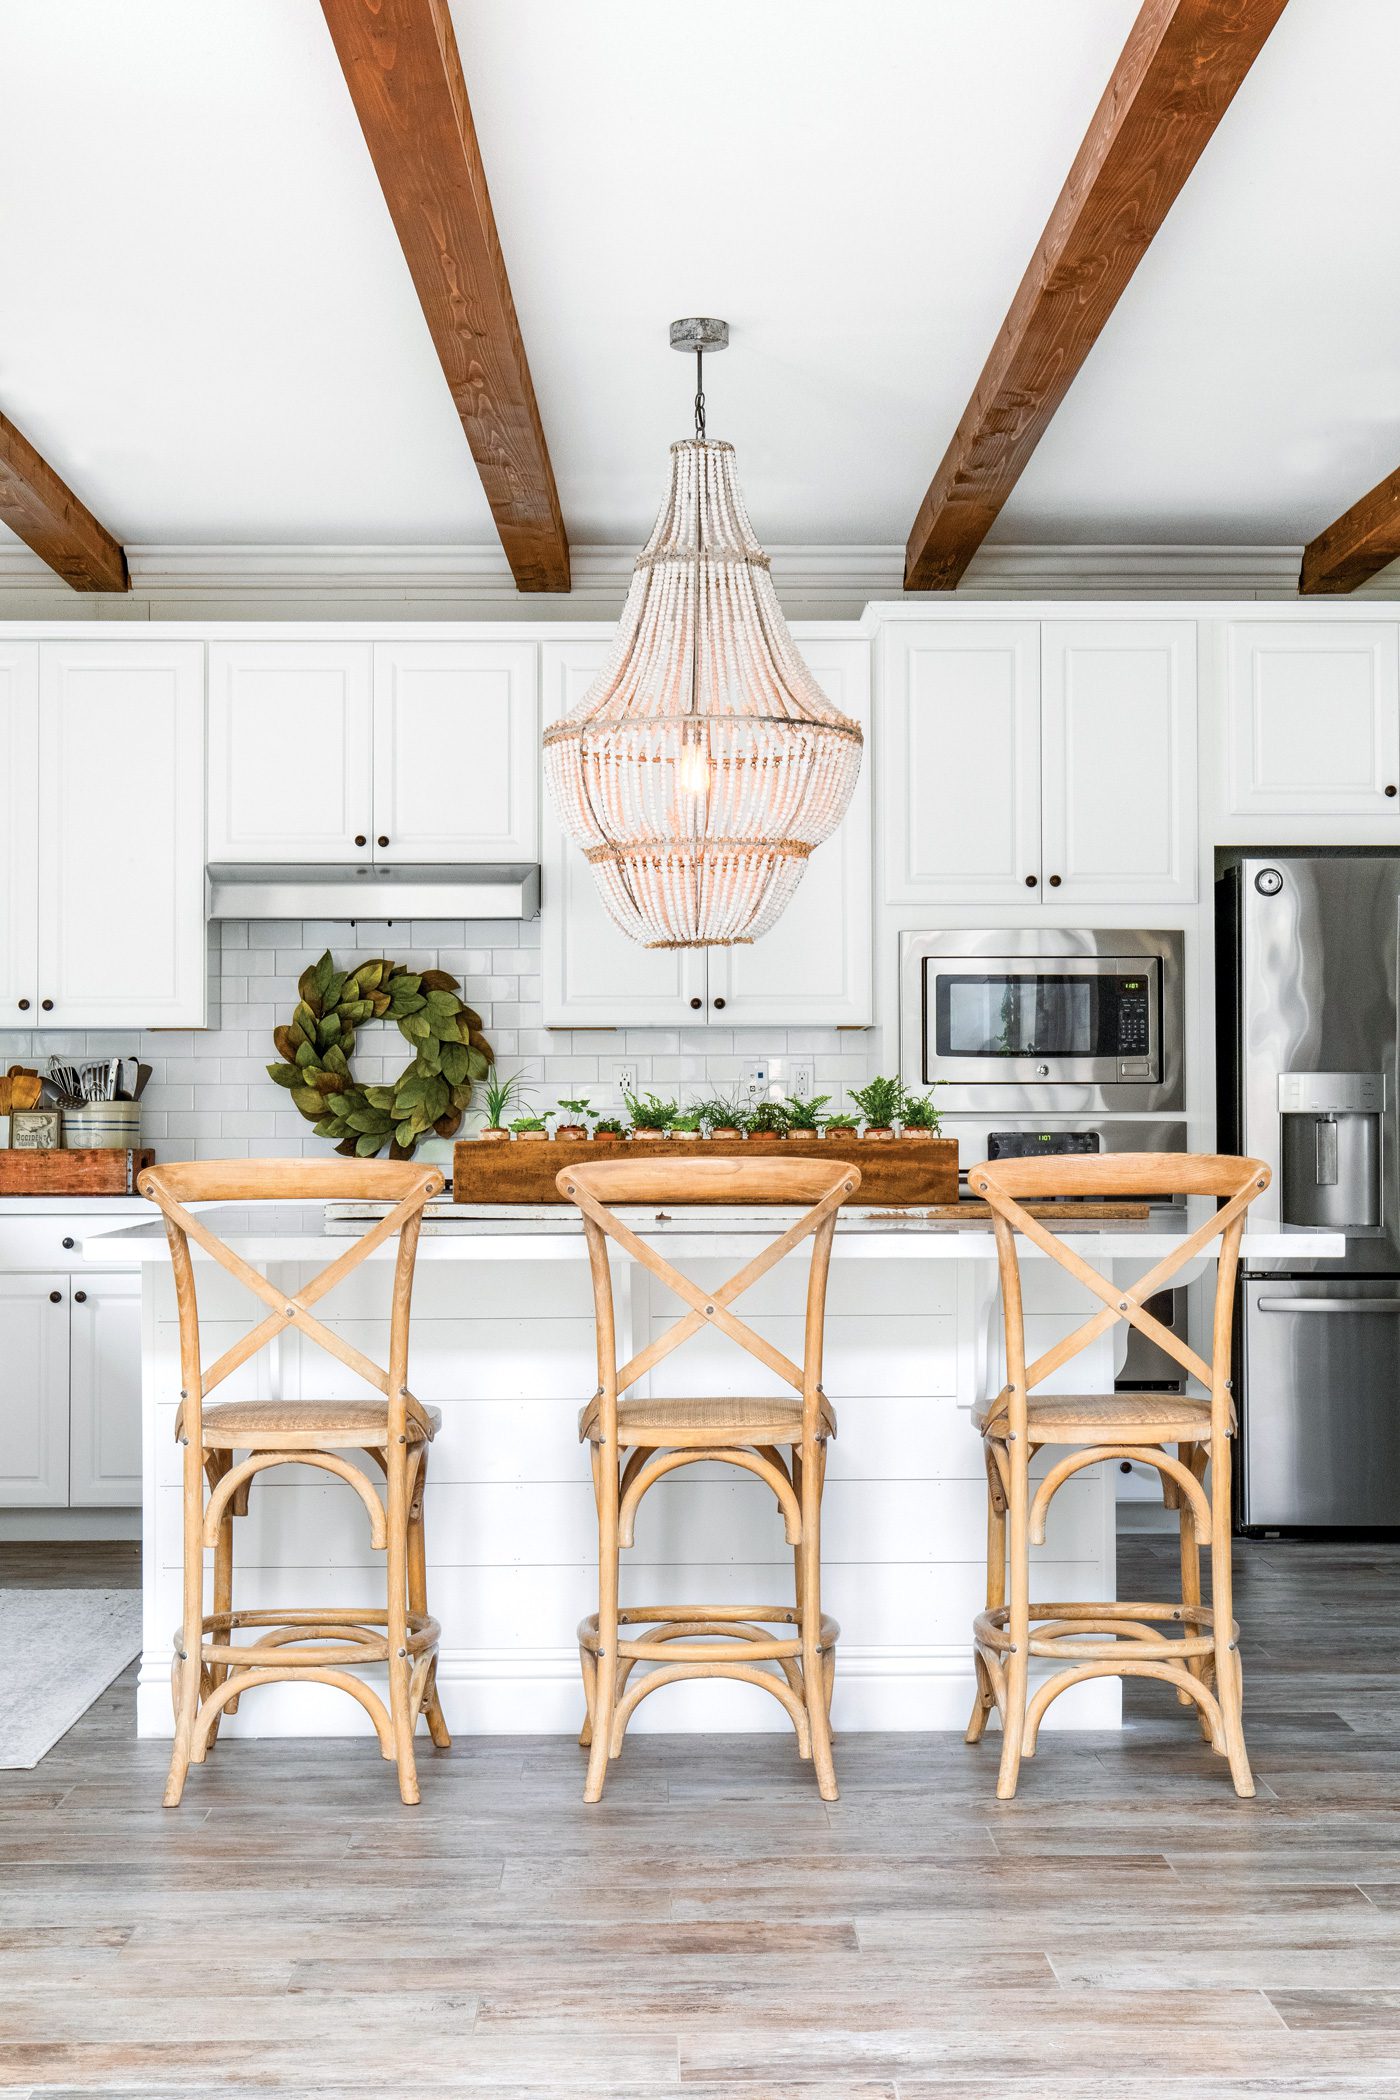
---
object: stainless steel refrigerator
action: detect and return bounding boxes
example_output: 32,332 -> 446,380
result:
1218,852 -> 1400,1528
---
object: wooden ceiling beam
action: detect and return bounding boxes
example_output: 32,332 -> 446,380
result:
320,0 -> 569,592
0,409 -> 128,592
1299,466 -> 1400,595
904,0 -> 1290,592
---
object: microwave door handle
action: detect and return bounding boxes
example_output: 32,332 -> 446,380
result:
1255,1296 -> 1400,1314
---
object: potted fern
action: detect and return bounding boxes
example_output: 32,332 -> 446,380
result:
850,1075 -> 905,1140
671,1107 -> 704,1139
481,1069 -> 528,1140
784,1093 -> 830,1135
696,1092 -> 749,1139
624,1091 -> 676,1141
510,1113 -> 549,1142
822,1110 -> 860,1137
748,1099 -> 791,1138
555,1096 -> 593,1140
593,1116 -> 625,1143
899,1089 -> 942,1136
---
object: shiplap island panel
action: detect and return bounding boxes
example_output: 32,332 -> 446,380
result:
88,1206 -> 1338,1743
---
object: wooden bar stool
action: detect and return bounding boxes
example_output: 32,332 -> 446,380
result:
558,1153 -> 859,1802
965,1151 -> 1269,1800
138,1158 -> 449,1807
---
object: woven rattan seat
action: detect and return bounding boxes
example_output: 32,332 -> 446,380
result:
974,1388 -> 1215,1444
579,1392 -> 837,1447
182,1398 -> 441,1447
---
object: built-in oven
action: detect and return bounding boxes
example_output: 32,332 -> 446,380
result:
900,928 -> 1184,1115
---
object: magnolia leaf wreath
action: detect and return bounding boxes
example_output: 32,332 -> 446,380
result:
268,951 -> 494,1158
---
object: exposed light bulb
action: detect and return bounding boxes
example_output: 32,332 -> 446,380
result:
676,735 -> 712,796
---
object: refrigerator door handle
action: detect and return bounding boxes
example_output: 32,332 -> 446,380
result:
1255,1296 -> 1400,1314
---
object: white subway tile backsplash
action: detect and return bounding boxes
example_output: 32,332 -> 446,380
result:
2,915 -> 884,1160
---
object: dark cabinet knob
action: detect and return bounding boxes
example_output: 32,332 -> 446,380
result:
713,997 -> 726,1010
377,835 -> 390,848
73,1290 -> 87,1304
1024,875 -> 1038,888
354,834 -> 367,846
41,999 -> 53,1011
1387,786 -> 1397,799
1048,875 -> 1062,888
48,1290 -> 62,1304
61,1237 -> 75,1250
689,997 -> 702,1009
17,998 -> 29,1010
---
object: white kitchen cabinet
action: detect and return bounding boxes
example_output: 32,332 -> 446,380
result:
879,621 -> 1041,903
540,637 -> 872,1028
35,641 -> 208,1029
1041,621 -> 1197,905
0,1275 -> 71,1507
209,641 -> 373,861
372,641 -> 538,861
68,1274 -> 142,1506
0,643 -> 39,1025
1226,621 -> 1400,817
209,639 -> 538,864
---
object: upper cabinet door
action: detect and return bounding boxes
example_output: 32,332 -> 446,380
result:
879,621 -> 1041,902
372,641 -> 538,861
208,642 -> 372,861
0,643 -> 38,1025
539,641 -> 706,1027
711,637 -> 872,1026
1041,621 -> 1197,906
1226,622 -> 1400,817
36,641 -> 207,1029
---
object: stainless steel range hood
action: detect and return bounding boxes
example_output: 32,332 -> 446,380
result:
206,862 -> 540,921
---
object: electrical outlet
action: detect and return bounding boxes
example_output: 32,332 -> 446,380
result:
743,1061 -> 768,1101
615,1064 -> 637,1101
790,1061 -> 814,1101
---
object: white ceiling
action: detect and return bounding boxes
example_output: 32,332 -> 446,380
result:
0,0 -> 1396,565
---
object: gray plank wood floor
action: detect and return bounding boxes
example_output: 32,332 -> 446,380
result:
4,1533 -> 1400,2096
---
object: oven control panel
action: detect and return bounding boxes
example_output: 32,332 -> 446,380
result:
985,1130 -> 1102,1159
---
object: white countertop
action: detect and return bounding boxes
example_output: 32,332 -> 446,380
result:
83,1202 -> 1345,1265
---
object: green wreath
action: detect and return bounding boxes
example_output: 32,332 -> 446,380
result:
267,950 -> 493,1158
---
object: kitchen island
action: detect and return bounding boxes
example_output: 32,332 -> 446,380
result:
86,1204 -> 1341,1742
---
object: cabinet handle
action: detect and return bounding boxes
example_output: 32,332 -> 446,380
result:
354,834 -> 367,847
62,1237 -> 75,1251
377,835 -> 390,848
689,997 -> 702,1009
713,997 -> 726,1010
17,998 -> 29,1010
49,1290 -> 62,1304
73,1290 -> 87,1304
1387,786 -> 1398,799
1024,875 -> 1038,888
40,999 -> 53,1012
1048,875 -> 1062,889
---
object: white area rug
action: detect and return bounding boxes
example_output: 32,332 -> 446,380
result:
0,1589 -> 142,1769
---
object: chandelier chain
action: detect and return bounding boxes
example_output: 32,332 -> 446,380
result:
694,348 -> 706,442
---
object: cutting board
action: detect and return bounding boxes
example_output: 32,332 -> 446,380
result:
453,1134 -> 959,1206
0,1148 -> 155,1196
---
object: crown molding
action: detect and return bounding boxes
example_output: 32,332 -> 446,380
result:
0,538 -> 1395,619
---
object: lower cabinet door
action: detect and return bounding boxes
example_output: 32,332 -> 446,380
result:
0,1275 -> 70,1506
68,1274 -> 142,1506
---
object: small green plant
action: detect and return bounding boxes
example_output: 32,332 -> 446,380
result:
748,1099 -> 791,1137
509,1114 -> 548,1134
822,1111 -> 860,1132
593,1116 -> 625,1137
556,1096 -> 592,1122
783,1093 -> 831,1132
899,1089 -> 942,1133
483,1069 -> 529,1130
624,1090 -> 677,1131
671,1107 -> 705,1132
850,1075 -> 906,1129
695,1092 -> 749,1132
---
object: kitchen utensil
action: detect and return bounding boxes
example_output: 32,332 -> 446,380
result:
129,1062 -> 152,1101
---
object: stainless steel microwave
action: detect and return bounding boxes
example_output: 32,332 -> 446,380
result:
899,928 -> 1184,1114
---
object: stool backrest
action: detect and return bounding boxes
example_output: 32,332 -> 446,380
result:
137,1158 -> 444,1446
966,1152 -> 1270,1441
557,1154 -> 861,1446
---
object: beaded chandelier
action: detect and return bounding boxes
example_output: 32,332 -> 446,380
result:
543,319 -> 863,948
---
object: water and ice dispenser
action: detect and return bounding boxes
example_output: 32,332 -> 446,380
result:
1278,1071 -> 1384,1231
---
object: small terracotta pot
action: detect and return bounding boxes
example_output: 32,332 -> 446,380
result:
629,1130 -> 666,1142
513,1129 -> 548,1142
672,1129 -> 701,1140
479,1127 -> 510,1142
710,1126 -> 743,1140
861,1126 -> 895,1141
593,1130 -> 620,1143
555,1125 -> 586,1141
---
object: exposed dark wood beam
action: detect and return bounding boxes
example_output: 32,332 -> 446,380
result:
320,0 -> 570,592
0,410 -> 128,592
904,0 -> 1289,592
1299,466 -> 1400,595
